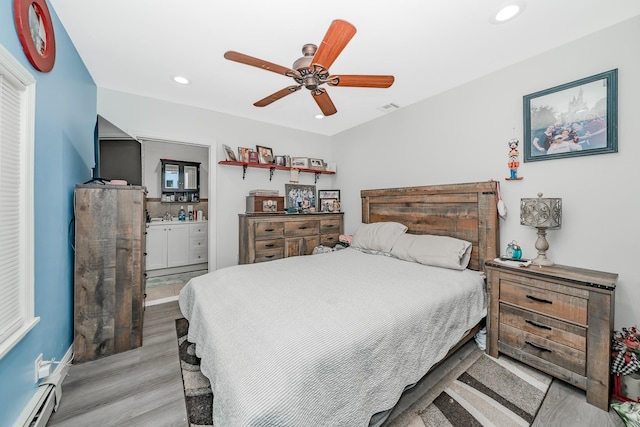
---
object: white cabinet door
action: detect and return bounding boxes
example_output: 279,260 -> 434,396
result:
167,224 -> 190,267
146,225 -> 168,270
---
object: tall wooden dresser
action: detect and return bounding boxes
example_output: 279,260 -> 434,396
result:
73,184 -> 146,363
485,261 -> 617,410
239,213 -> 344,264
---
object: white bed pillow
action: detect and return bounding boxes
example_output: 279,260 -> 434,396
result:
351,222 -> 408,254
390,233 -> 472,270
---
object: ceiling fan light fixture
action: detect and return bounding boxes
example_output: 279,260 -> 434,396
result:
223,20 -> 393,117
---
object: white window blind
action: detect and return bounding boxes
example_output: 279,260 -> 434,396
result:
0,43 -> 37,360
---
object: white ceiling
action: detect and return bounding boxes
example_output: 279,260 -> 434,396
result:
50,0 -> 640,136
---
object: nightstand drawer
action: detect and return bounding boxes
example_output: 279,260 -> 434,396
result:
499,303 -> 586,351
285,220 -> 319,237
500,279 -> 588,325
499,323 -> 586,376
255,222 -> 284,239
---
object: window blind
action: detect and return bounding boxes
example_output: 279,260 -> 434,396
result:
0,75 -> 23,344
0,43 -> 37,360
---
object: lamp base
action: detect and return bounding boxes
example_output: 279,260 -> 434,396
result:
531,254 -> 554,267
531,226 -> 554,266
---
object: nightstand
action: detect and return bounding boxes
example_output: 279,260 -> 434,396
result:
485,261 -> 617,411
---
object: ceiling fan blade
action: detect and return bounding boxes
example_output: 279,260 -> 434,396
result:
328,75 -> 395,88
224,51 -> 299,77
311,19 -> 357,71
311,89 -> 337,116
254,85 -> 302,107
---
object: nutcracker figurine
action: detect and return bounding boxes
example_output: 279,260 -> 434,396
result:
506,138 -> 522,180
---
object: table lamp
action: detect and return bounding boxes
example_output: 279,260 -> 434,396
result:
520,192 -> 562,266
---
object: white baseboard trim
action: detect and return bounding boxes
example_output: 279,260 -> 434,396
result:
15,344 -> 73,427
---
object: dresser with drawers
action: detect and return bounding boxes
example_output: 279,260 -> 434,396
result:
239,213 -> 344,264
485,261 -> 617,410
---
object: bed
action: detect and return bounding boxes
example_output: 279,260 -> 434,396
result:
179,181 -> 499,426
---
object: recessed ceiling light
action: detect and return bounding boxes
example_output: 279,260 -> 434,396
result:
490,1 -> 526,24
173,75 -> 190,85
315,114 -> 325,119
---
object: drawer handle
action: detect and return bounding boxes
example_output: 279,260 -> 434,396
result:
326,237 -> 335,241
525,340 -> 552,353
526,295 -> 553,304
265,244 -> 275,248
525,319 -> 552,330
265,255 -> 275,259
298,226 -> 308,230
265,228 -> 275,232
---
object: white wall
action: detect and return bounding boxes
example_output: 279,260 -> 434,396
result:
333,16 -> 640,329
98,89 -> 336,269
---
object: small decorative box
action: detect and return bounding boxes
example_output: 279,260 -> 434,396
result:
246,196 -> 284,214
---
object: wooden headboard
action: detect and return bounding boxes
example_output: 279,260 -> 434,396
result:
361,181 -> 499,271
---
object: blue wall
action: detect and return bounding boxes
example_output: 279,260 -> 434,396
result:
0,1 -> 96,425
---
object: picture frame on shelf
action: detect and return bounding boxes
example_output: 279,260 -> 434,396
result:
256,145 -> 274,164
285,183 -> 316,211
274,155 -> 286,166
223,144 -> 237,161
238,147 -> 251,163
291,157 -> 309,168
248,150 -> 259,163
309,158 -> 325,170
524,69 -> 618,163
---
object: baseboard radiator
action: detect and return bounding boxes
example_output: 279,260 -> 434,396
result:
16,348 -> 72,427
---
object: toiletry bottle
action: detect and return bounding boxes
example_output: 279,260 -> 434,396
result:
178,206 -> 186,221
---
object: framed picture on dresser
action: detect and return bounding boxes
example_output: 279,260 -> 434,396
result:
319,190 -> 340,213
285,184 -> 316,211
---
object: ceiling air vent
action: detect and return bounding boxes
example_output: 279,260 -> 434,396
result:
377,103 -> 400,113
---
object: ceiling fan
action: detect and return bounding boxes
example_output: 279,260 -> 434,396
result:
224,19 -> 394,117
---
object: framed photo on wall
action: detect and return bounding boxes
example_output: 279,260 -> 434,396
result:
285,184 -> 316,211
524,69 -> 617,162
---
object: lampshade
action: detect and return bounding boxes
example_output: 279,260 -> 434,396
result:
520,193 -> 562,228
520,192 -> 562,266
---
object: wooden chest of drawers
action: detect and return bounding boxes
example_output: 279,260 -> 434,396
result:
485,261 -> 617,411
239,213 -> 344,264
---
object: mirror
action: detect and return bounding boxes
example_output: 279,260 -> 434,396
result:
164,164 -> 180,189
184,165 -> 198,190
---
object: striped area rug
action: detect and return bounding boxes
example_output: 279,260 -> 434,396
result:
419,353 -> 552,426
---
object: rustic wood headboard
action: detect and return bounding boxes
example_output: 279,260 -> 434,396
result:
361,181 -> 500,271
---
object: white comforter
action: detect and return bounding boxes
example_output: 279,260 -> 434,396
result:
179,248 -> 486,427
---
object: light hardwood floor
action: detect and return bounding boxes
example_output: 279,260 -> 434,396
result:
47,301 -> 625,427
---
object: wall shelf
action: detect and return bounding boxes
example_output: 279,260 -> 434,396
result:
218,160 -> 335,183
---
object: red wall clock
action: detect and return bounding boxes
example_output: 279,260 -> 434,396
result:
13,0 -> 56,72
